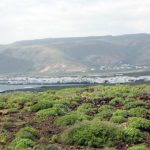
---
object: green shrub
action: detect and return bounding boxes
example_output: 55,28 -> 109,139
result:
30,100 -> 53,112
111,116 -> 126,123
76,103 -> 93,112
128,117 -> 150,131
111,109 -> 128,124
36,107 -> 67,120
7,108 -> 18,113
53,103 -> 68,111
59,121 -> 124,148
123,128 -> 143,144
127,145 -> 148,150
16,127 -> 37,140
8,96 -> 31,105
109,97 -> 124,106
128,108 -> 148,117
55,112 -> 90,126
0,102 -> 5,109
97,105 -> 114,119
98,105 -> 114,112
10,137 -> 35,150
124,99 -> 145,109
17,127 -> 36,136
113,110 -> 128,117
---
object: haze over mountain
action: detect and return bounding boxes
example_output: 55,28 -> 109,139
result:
0,33 -> 150,75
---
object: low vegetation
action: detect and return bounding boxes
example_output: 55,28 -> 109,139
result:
0,85 -> 150,150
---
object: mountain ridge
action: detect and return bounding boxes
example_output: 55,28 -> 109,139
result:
0,33 -> 150,75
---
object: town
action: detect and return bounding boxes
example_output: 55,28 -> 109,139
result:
0,75 -> 150,85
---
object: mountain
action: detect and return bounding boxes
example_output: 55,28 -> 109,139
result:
0,33 -> 150,75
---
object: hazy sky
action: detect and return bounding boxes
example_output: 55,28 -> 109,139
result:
1,0 -> 150,44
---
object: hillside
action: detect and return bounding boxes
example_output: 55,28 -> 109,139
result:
0,85 -> 150,149
0,33 -> 150,75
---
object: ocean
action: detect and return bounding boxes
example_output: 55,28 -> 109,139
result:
0,84 -> 41,92
0,84 -> 90,93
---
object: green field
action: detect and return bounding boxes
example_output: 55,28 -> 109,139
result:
0,85 -> 150,150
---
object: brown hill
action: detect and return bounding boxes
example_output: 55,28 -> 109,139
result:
0,33 -> 150,75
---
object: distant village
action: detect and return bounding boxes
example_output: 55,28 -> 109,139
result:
0,75 -> 150,85
0,64 -> 149,85
90,64 -> 150,71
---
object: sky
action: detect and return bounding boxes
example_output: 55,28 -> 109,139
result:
1,0 -> 150,44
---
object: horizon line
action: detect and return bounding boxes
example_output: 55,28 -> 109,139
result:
1,32 -> 150,45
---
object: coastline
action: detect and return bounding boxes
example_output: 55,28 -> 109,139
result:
0,83 -> 93,93
0,81 -> 150,94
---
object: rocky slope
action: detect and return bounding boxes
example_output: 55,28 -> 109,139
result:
0,33 -> 150,75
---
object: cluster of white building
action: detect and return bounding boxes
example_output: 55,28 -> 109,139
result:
96,65 -> 149,71
0,75 -> 150,85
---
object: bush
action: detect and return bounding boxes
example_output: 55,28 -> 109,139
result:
36,107 -> 67,120
10,137 -> 35,150
55,112 -> 90,126
127,145 -> 148,150
16,127 -> 37,141
128,117 -> 150,131
113,110 -> 128,117
109,97 -> 124,106
30,100 -> 53,112
123,128 -> 143,144
59,121 -> 124,148
98,105 -> 114,111
124,99 -> 145,109
111,116 -> 126,124
8,96 -> 31,105
128,108 -> 148,117
97,105 -> 114,119
7,108 -> 18,113
76,103 -> 93,112
53,103 -> 68,111
0,102 -> 5,109
17,127 -> 36,136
